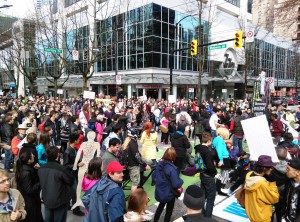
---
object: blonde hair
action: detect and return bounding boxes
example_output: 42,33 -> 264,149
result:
123,137 -> 131,151
216,127 -> 229,140
0,169 -> 9,179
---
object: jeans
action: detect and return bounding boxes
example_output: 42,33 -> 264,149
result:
153,198 -> 175,222
200,173 -> 216,218
233,136 -> 243,152
4,149 -> 12,170
211,130 -> 217,138
71,177 -> 78,206
44,204 -> 68,222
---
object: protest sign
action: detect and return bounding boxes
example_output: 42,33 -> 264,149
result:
241,115 -> 279,162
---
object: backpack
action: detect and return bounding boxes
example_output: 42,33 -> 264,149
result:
38,116 -> 49,133
119,148 -> 129,168
235,171 -> 253,208
179,114 -> 187,128
194,121 -> 204,135
194,152 -> 207,171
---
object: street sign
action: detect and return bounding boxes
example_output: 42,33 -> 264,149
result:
209,44 -> 227,50
116,75 -> 122,85
246,29 -> 254,43
72,50 -> 79,60
44,48 -> 62,54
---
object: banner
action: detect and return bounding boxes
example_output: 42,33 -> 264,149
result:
83,91 -> 95,100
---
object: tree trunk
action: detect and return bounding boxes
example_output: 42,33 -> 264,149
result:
54,78 -> 58,98
29,81 -> 35,96
83,74 -> 88,91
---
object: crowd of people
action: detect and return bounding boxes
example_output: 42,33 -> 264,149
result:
0,94 -> 299,222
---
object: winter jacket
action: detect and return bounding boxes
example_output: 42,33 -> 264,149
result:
82,177 -> 126,222
127,139 -> 147,168
141,130 -> 158,160
36,144 -> 47,165
212,136 -> 229,163
194,144 -> 217,177
282,180 -> 300,222
38,160 -> 74,209
230,115 -> 244,136
0,189 -> 27,222
272,119 -> 283,137
171,131 -> 190,158
44,119 -> 58,144
155,160 -> 183,203
63,146 -> 77,172
16,164 -> 43,222
1,122 -> 14,145
81,176 -> 99,192
244,172 -> 279,222
11,134 -> 25,155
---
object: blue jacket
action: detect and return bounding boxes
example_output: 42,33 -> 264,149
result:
82,177 -> 126,222
155,160 -> 183,203
212,136 -> 229,162
36,144 -> 47,165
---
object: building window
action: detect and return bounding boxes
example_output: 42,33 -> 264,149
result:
224,0 -> 240,7
65,0 -> 80,8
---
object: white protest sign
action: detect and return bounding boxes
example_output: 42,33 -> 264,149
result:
168,95 -> 176,103
83,91 -> 96,100
57,89 -> 63,95
281,118 -> 299,140
116,75 -> 122,85
213,195 -> 249,222
241,115 -> 279,162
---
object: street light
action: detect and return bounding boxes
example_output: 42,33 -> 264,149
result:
169,13 -> 197,95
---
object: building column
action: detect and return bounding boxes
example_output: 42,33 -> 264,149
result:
202,87 -> 206,101
158,88 -> 162,100
172,85 -> 177,99
143,88 -> 146,96
127,84 -> 132,99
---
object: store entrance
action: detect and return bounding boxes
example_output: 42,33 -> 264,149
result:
147,89 -> 158,99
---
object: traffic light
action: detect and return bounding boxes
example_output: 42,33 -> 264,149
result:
234,31 -> 243,48
83,49 -> 88,61
190,39 -> 198,56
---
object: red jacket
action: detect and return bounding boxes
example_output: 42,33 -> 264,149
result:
272,119 -> 283,137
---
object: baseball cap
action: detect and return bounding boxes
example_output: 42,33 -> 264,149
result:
288,158 -> 300,171
106,161 -> 125,175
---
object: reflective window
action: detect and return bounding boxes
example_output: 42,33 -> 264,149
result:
153,4 -> 161,20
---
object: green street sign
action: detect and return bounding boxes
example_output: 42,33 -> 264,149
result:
209,44 -> 227,50
44,48 -> 62,53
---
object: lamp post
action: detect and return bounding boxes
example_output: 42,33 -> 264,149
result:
169,14 -> 197,95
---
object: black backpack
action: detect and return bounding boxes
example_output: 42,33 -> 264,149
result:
194,121 -> 205,135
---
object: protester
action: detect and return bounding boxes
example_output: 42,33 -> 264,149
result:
209,108 -> 223,138
15,151 -> 43,222
244,155 -> 279,222
82,161 -> 126,222
141,121 -> 158,167
230,109 -> 244,152
36,133 -> 50,165
81,157 -> 102,194
44,110 -> 59,145
283,158 -> 300,221
38,147 -> 74,222
176,106 -> 192,138
181,185 -> 217,222
270,113 -> 284,145
116,189 -> 153,222
101,137 -> 121,177
1,115 -> 15,172
0,169 -> 26,221
153,148 -> 183,222
194,132 -> 217,218
11,122 -> 28,158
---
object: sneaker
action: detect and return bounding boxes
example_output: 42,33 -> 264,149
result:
221,188 -> 233,196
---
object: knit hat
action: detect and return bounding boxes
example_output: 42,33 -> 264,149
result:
183,185 -> 205,210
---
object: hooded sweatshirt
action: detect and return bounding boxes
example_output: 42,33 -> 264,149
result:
245,173 -> 279,222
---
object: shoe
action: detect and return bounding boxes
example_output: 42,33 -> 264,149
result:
73,209 -> 85,216
221,188 -> 233,196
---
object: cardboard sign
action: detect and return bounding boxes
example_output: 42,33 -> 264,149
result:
241,115 -> 279,162
168,95 -> 176,103
83,91 -> 95,100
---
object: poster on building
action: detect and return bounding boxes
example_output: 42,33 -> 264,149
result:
116,75 -> 122,85
241,115 -> 279,162
251,81 -> 266,116
213,195 -> 249,222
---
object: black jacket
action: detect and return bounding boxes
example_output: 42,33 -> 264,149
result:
38,160 -> 74,209
45,118 -> 58,144
127,139 -> 146,168
194,144 -> 217,177
283,180 -> 300,222
182,213 -> 217,222
1,122 -> 14,145
171,131 -> 190,158
63,146 -> 77,175
17,164 -> 43,222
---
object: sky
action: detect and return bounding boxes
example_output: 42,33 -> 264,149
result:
0,0 -> 36,18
